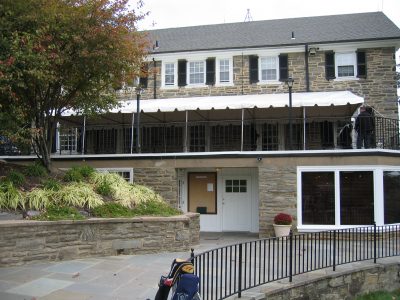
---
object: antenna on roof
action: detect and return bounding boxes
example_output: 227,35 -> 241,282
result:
244,9 -> 253,22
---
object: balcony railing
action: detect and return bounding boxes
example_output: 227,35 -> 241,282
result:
191,224 -> 400,300
54,115 -> 399,155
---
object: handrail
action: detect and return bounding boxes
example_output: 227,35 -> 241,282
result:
191,224 -> 400,300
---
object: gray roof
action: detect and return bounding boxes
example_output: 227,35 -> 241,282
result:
146,12 -> 400,54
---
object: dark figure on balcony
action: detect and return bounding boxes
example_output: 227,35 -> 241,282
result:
355,106 -> 374,149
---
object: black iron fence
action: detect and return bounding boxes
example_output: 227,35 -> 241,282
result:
52,115 -> 399,155
191,224 -> 400,300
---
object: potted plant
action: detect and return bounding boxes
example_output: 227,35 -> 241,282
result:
273,213 -> 292,237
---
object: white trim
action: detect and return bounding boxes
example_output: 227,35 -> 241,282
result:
215,57 -> 233,86
161,61 -> 177,88
187,60 -> 206,86
335,51 -> 357,79
95,168 -> 134,183
259,55 -> 279,83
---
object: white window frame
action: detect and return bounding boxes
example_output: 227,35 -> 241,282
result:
335,52 -> 357,79
297,165 -> 400,232
259,56 -> 279,82
161,61 -> 177,88
216,58 -> 233,85
96,168 -> 134,183
187,60 -> 206,86
57,126 -> 78,154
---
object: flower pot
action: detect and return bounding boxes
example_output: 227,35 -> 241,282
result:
273,224 -> 292,238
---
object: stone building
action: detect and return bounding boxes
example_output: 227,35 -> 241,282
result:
6,12 -> 400,236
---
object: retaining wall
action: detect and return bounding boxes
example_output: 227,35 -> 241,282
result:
0,213 -> 200,267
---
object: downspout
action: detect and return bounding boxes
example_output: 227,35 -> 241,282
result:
82,116 -> 86,155
241,52 -> 244,95
305,44 -> 310,92
153,58 -> 157,99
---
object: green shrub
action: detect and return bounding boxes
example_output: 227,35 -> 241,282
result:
355,289 -> 400,300
42,178 -> 61,191
54,182 -> 104,209
32,204 -> 85,221
78,165 -> 95,178
7,171 -> 25,187
91,202 -> 135,218
26,188 -> 53,210
96,180 -> 113,196
63,168 -> 84,182
132,199 -> 182,217
25,162 -> 47,177
0,181 -> 25,210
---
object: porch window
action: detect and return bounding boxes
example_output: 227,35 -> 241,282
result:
189,124 -> 206,152
141,126 -> 183,153
384,171 -> 400,224
59,128 -> 78,152
164,63 -> 175,86
260,56 -> 278,81
262,123 -> 279,150
210,124 -> 241,151
189,61 -> 205,85
302,172 -> 335,225
298,168 -> 400,227
340,171 -> 374,225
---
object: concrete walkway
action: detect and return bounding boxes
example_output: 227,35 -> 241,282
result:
0,233 -> 258,300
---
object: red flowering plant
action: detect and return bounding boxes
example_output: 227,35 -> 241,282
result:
273,213 -> 293,225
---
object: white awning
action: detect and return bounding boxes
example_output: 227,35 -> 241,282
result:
63,91 -> 363,115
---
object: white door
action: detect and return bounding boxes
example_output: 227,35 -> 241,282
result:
222,177 -> 252,231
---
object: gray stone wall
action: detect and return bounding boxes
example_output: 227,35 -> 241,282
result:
118,47 -> 398,118
260,260 -> 400,300
133,167 -> 178,207
0,213 -> 200,267
258,165 -> 297,238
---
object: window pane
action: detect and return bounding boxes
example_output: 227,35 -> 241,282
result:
189,61 -> 204,84
260,57 -> 277,81
384,171 -> 400,224
219,59 -> 229,82
338,65 -> 354,77
302,172 -> 335,225
165,63 -> 175,85
340,171 -> 374,225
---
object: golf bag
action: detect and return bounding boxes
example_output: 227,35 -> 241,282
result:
154,258 -> 201,300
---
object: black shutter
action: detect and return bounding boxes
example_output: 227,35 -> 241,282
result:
206,58 -> 216,85
249,55 -> 259,84
357,50 -> 367,79
279,54 -> 288,81
139,63 -> 148,88
178,59 -> 187,87
325,51 -> 336,80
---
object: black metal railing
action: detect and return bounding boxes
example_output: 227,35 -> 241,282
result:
51,115 -> 399,155
191,224 -> 400,300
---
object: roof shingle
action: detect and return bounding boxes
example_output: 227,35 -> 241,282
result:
146,12 -> 400,54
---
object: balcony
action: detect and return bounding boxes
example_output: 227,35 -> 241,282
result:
55,114 -> 399,155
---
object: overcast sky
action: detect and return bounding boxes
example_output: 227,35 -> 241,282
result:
137,0 -> 400,30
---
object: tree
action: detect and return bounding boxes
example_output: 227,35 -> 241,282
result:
0,0 -> 148,170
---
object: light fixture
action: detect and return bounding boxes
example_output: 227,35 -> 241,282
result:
308,47 -> 319,56
257,157 -> 262,162
285,77 -> 294,88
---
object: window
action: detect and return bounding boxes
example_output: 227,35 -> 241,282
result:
189,61 -> 205,85
299,167 -> 400,228
164,63 -> 175,86
219,59 -> 230,83
59,127 -> 78,153
225,180 -> 247,193
384,171 -> 400,224
302,172 -> 335,225
336,52 -> 356,78
260,56 -> 278,81
96,168 -> 133,183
